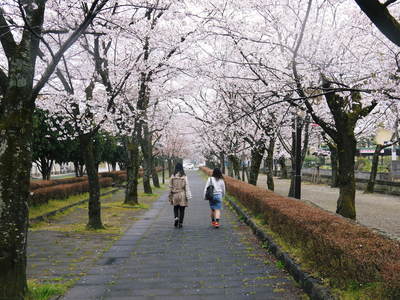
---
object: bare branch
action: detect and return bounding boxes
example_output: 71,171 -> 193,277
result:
0,68 -> 8,95
354,0 -> 400,47
32,0 -> 109,101
0,8 -> 17,58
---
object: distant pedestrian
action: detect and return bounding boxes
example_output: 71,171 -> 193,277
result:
204,168 -> 226,228
169,163 -> 192,228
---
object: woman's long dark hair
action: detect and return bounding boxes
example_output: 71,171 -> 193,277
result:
212,168 -> 223,181
173,163 -> 185,176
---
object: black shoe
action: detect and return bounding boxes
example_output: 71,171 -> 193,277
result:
178,223 -> 183,228
174,218 -> 179,227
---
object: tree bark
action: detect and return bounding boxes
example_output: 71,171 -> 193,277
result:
227,162 -> 234,177
0,13 -> 44,295
74,161 -> 84,177
328,143 -> 339,188
168,158 -> 173,177
124,136 -> 140,205
336,134 -> 357,219
219,152 -> 225,174
278,156 -> 288,179
80,134 -> 103,229
366,144 -> 385,193
0,97 -> 33,300
140,124 -> 153,194
152,166 -> 160,188
228,155 -> 241,179
39,157 -> 53,180
74,161 -> 79,177
162,159 -> 165,184
266,138 -> 275,191
241,162 -> 246,181
288,119 -> 296,198
248,144 -> 265,185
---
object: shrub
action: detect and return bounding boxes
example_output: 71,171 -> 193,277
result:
99,171 -> 126,183
29,177 -> 113,206
200,167 -> 400,297
30,176 -> 88,191
100,167 -> 163,184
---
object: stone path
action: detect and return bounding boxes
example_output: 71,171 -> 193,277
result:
61,171 -> 305,300
27,187 -> 161,286
257,174 -> 400,239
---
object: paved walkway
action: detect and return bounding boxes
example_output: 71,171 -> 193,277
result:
61,171 -> 304,300
257,174 -> 400,239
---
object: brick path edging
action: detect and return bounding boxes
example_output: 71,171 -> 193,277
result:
226,196 -> 336,300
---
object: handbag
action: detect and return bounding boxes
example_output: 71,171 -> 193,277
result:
205,177 -> 214,201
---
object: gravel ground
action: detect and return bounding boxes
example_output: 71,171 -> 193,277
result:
257,174 -> 400,240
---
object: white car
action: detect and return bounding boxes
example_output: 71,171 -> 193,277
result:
183,163 -> 194,169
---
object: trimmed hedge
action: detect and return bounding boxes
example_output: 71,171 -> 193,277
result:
99,171 -> 127,184
200,167 -> 400,297
99,167 -> 163,184
30,176 -> 88,191
29,167 -> 164,206
29,177 -> 113,206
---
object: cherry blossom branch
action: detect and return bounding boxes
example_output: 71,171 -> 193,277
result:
32,0 -> 110,101
354,0 -> 400,47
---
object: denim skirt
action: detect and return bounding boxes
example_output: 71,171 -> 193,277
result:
209,194 -> 222,210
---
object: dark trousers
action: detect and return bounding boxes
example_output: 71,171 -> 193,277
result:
173,205 -> 186,223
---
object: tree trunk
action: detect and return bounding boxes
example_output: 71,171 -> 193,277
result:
124,136 -> 140,205
168,158 -> 173,177
266,139 -> 275,191
0,99 -> 33,300
118,162 -> 127,171
248,145 -> 265,185
288,118 -> 296,197
288,165 -> 295,197
329,144 -> 339,188
219,152 -> 225,174
336,135 -> 357,219
162,159 -> 165,184
228,155 -> 240,179
152,166 -> 160,188
366,144 -> 384,193
324,138 -> 339,187
39,157 -> 53,180
74,161 -> 84,177
80,134 -> 103,229
140,125 -> 153,194
111,162 -> 117,171
74,161 -> 79,177
278,156 -> 288,179
227,162 -> 234,177
0,29 -> 47,296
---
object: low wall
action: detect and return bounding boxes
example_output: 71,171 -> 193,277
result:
300,169 -> 400,195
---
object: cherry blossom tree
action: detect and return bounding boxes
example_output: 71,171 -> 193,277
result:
0,1 -> 114,298
354,0 -> 400,47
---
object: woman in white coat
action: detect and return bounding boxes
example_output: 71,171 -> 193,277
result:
203,168 -> 225,228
